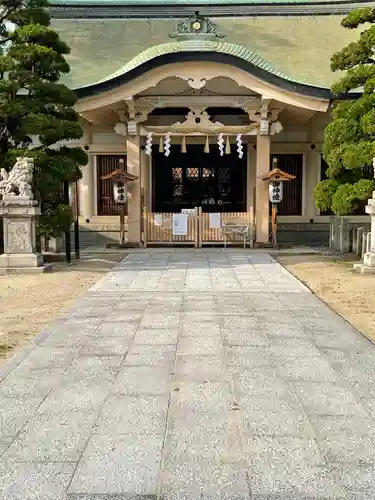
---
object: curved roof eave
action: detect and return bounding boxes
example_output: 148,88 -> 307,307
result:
74,42 -> 333,100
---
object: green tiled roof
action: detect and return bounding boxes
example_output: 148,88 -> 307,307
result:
95,40 -> 301,87
52,16 -> 361,89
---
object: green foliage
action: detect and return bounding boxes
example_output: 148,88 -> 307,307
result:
313,179 -> 339,212
331,183 -> 358,215
38,203 -> 73,239
314,7 -> 375,214
0,0 -> 87,234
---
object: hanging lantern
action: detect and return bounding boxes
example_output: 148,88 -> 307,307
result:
181,135 -> 187,153
269,180 -> 283,204
217,133 -> 224,156
113,181 -> 127,204
225,135 -> 231,155
204,136 -> 210,154
236,134 -> 243,159
145,132 -> 153,156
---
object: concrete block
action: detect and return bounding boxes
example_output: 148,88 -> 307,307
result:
296,316 -> 348,333
93,321 -> 139,337
262,321 -> 309,338
174,354 -> 225,381
0,397 -> 42,442
274,356 -> 337,381
180,322 -> 222,337
234,376 -> 300,413
243,435 -> 324,467
177,337 -> 224,356
168,381 -> 232,429
124,345 -> 176,368
319,433 -> 375,464
68,433 -> 163,498
330,464 -> 375,492
225,346 -> 276,378
243,407 -> 315,437
0,368 -> 66,398
2,409 -> 97,462
270,338 -> 321,358
18,346 -> 78,370
247,463 -> 345,499
163,425 -> 240,460
222,328 -> 269,346
80,337 -> 133,356
133,328 -> 178,345
309,414 -> 375,440
159,457 -> 250,500
113,366 -> 173,395
291,382 -> 362,415
0,462 -> 75,500
96,395 -> 169,435
139,314 -> 180,329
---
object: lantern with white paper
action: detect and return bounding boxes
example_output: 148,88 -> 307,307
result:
100,158 -> 139,247
113,181 -> 127,204
269,180 -> 283,204
259,158 -> 296,247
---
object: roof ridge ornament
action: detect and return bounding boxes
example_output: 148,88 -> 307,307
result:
169,11 -> 225,42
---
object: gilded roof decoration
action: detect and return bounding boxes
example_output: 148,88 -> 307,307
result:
169,11 -> 225,41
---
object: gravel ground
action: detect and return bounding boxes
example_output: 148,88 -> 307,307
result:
0,249 -> 124,359
276,253 -> 375,344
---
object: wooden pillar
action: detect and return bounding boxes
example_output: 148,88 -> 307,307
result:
305,150 -> 320,218
256,133 -> 271,244
80,124 -> 95,220
140,149 -> 150,211
126,135 -> 141,245
246,144 -> 256,212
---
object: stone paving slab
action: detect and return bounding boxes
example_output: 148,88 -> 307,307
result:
1,250 -> 375,499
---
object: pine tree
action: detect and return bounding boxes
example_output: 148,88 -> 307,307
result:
314,7 -> 375,215
0,0 -> 87,236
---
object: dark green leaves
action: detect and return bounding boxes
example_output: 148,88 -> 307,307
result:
314,7 -> 375,214
0,0 -> 88,235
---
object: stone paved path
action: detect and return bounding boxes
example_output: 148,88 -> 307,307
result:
1,251 -> 375,500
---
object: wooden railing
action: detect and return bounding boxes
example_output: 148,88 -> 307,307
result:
199,210 -> 254,246
144,212 -> 198,246
143,209 -> 254,247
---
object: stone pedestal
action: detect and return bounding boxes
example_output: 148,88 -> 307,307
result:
48,235 -> 65,253
0,196 -> 51,273
354,192 -> 375,274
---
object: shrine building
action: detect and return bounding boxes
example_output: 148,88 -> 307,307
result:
50,0 -> 369,247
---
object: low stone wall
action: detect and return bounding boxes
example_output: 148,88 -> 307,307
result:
276,222 -> 330,247
72,221 -> 331,249
71,223 -> 124,249
330,216 -> 370,254
353,227 -> 372,258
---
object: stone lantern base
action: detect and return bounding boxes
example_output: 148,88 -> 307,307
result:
354,193 -> 375,275
0,196 -> 52,274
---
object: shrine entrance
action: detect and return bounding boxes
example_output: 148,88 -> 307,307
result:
152,144 -> 247,213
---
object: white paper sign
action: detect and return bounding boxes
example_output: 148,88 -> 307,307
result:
181,208 -> 195,215
154,214 -> 163,226
209,213 -> 221,229
172,213 -> 188,236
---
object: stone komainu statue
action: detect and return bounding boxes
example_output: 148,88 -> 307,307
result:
0,157 -> 34,199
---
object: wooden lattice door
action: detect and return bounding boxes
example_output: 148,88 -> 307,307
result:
270,154 -> 303,216
97,155 -> 127,216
